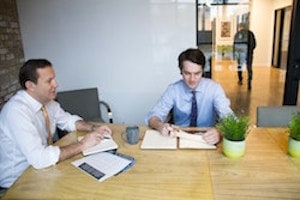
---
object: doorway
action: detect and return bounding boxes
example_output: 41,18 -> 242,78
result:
196,0 -> 251,78
272,6 -> 292,69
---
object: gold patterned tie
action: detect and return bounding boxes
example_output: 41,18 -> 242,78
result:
41,106 -> 53,145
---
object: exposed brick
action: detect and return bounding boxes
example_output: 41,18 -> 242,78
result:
0,0 -> 24,111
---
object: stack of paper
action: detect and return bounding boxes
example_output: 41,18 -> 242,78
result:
72,152 -> 134,182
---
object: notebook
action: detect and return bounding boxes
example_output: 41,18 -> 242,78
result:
140,129 -> 216,150
78,135 -> 118,156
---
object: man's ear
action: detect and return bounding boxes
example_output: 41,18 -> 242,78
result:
25,80 -> 36,92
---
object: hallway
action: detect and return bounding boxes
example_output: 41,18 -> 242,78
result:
211,60 -> 297,126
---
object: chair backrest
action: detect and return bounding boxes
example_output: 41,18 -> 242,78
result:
256,106 -> 300,127
56,87 -> 104,122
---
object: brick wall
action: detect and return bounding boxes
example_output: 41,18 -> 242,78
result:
0,0 -> 24,110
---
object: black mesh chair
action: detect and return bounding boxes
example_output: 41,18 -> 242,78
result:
55,87 -> 113,138
256,106 -> 300,127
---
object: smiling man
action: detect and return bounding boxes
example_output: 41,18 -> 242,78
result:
0,59 -> 111,195
145,48 -> 234,145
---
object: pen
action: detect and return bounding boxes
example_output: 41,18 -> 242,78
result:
103,136 -> 111,140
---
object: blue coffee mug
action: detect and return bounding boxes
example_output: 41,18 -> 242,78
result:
122,126 -> 139,145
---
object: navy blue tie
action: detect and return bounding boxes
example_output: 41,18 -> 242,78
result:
190,91 -> 197,127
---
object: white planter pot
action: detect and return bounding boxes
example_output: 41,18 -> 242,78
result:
288,137 -> 300,158
223,138 -> 246,158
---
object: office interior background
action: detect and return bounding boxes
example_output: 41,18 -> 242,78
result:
0,0 -> 297,125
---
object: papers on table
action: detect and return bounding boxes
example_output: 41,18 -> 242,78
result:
78,135 -> 118,156
72,151 -> 134,182
140,129 -> 216,150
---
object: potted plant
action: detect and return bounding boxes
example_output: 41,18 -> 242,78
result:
288,111 -> 300,158
216,114 -> 250,158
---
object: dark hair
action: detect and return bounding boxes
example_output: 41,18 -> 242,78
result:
19,59 -> 52,89
178,48 -> 206,71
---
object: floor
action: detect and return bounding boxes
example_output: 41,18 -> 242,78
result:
211,59 -> 299,126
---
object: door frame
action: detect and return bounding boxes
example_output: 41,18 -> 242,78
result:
283,0 -> 300,105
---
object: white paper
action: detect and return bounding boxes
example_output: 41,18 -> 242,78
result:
176,130 -> 207,143
72,152 -> 132,182
179,138 -> 216,149
177,130 -> 216,149
140,130 -> 177,149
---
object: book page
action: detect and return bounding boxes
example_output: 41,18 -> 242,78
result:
78,136 -> 118,156
177,130 -> 216,149
140,130 -> 177,149
179,138 -> 216,149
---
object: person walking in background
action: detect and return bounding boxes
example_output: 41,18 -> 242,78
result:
145,48 -> 234,145
233,23 -> 256,90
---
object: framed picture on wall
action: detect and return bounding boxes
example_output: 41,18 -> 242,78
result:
220,21 -> 231,39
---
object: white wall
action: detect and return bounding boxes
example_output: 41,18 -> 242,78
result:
273,0 -> 293,9
250,0 -> 293,67
250,0 -> 274,66
17,0 -> 196,125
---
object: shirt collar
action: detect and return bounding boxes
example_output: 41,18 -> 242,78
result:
182,78 -> 206,93
19,90 -> 43,112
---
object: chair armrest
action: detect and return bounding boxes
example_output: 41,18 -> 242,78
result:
99,100 -> 113,123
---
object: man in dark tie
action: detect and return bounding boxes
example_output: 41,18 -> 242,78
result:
145,48 -> 234,145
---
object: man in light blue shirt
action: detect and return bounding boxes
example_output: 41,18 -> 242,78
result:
145,48 -> 233,145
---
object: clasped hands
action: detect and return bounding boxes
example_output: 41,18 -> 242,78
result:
158,123 -> 220,145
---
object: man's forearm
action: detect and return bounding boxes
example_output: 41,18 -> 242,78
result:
75,120 -> 94,132
59,142 -> 84,162
149,117 -> 163,130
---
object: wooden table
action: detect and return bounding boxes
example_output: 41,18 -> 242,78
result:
3,125 -> 300,200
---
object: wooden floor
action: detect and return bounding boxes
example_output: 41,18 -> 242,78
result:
211,60 -> 299,126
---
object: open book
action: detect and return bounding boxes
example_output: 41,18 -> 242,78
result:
140,129 -> 216,150
78,135 -> 118,156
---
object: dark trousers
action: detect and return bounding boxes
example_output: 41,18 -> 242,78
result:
0,187 -> 8,198
237,54 -> 253,83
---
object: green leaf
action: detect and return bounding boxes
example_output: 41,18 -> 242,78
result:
216,114 -> 250,141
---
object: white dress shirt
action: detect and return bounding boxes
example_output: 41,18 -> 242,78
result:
0,90 -> 82,188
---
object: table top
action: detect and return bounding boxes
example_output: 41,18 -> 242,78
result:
3,124 -> 300,200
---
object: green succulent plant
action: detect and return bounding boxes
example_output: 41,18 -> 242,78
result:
216,114 -> 250,141
289,112 -> 300,141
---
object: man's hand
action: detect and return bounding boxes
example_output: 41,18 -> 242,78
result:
92,125 -> 112,136
202,127 -> 221,145
80,125 -> 112,150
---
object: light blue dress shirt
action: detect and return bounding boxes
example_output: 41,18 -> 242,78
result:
145,78 -> 233,127
0,90 -> 82,188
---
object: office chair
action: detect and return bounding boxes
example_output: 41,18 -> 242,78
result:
256,106 -> 300,127
55,87 -> 113,138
